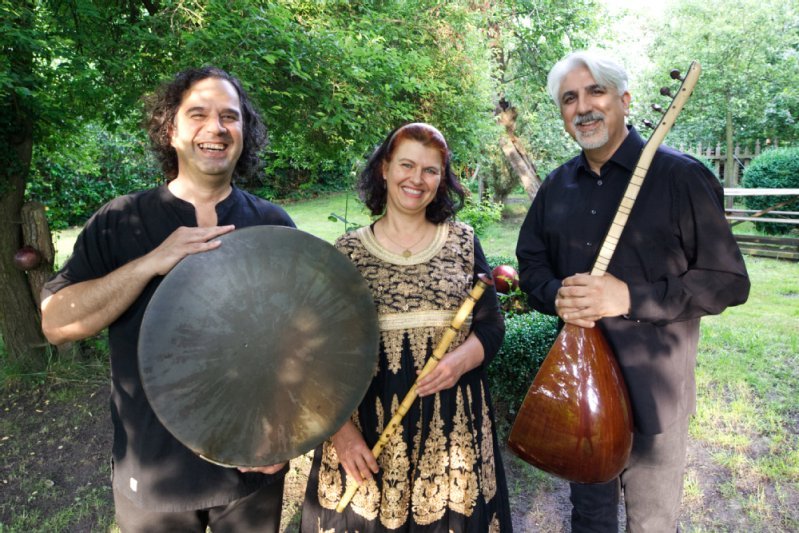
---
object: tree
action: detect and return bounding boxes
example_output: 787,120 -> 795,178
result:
476,0 -> 598,201
1,0 -> 195,369
2,0 -> 502,369
1,1 -> 46,370
642,0 -> 799,187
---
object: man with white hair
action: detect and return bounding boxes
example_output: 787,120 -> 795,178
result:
516,50 -> 750,531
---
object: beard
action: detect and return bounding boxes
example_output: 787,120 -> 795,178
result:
573,112 -> 609,150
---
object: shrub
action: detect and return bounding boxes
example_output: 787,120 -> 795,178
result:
457,196 -> 503,236
26,125 -> 161,230
487,311 -> 559,438
485,254 -> 517,271
741,147 -> 799,235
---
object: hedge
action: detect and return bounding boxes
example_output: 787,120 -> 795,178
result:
741,147 -> 799,235
487,311 -> 559,438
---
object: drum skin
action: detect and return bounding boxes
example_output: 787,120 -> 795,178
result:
138,226 -> 379,468
507,323 -> 633,483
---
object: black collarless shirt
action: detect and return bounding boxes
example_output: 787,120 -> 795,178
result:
516,128 -> 749,434
43,185 -> 296,510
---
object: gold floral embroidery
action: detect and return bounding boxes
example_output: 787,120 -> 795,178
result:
379,321 -> 471,375
381,329 -> 405,374
411,413 -> 423,480
335,222 -> 475,320
350,478 -> 380,521
378,395 -> 411,529
350,401 -> 381,521
317,440 -> 342,510
379,310 -> 468,331
375,395 -> 384,432
480,381 -> 497,502
409,326 -> 435,369
448,386 -> 478,516
411,394 -> 449,525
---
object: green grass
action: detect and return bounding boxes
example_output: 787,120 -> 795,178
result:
686,256 -> 799,531
278,192 -> 373,244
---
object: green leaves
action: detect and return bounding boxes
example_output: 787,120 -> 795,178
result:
642,0 -> 799,147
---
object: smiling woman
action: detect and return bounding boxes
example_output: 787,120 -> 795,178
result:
300,122 -> 513,532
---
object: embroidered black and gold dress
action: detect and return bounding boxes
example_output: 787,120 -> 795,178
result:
301,220 -> 512,532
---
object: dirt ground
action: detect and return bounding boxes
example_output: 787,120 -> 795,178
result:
0,379 -> 793,532
0,379 -> 574,531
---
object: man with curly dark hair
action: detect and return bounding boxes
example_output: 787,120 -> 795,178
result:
41,67 -> 295,532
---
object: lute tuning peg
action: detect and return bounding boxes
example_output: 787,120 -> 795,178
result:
642,119 -> 655,130
660,86 -> 673,97
651,103 -> 664,114
670,69 -> 683,81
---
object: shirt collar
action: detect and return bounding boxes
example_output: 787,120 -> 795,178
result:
159,182 -> 240,219
577,126 -> 645,175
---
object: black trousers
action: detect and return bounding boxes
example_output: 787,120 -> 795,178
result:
113,478 -> 285,533
570,416 -> 689,533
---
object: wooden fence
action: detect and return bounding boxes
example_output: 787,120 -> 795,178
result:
723,188 -> 799,261
679,139 -> 787,186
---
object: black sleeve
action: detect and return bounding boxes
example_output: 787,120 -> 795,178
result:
516,183 -> 561,316
471,235 -> 505,366
627,162 -> 750,322
41,200 -> 122,300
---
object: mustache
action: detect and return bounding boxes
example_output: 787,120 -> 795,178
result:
573,112 -> 605,126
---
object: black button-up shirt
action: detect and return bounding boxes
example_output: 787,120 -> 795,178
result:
43,185 -> 295,510
516,127 -> 750,434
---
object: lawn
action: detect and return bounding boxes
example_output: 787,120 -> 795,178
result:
4,192 -> 798,531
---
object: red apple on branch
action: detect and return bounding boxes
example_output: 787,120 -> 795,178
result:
13,245 -> 42,271
491,264 -> 519,294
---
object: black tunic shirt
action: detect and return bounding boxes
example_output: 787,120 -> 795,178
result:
516,128 -> 750,434
43,185 -> 296,510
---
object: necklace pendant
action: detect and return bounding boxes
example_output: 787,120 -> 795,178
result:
402,249 -> 412,258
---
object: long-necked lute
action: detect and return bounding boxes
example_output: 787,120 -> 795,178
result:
507,62 -> 702,483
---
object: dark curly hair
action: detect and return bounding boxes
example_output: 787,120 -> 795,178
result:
144,66 -> 267,181
359,122 -> 465,224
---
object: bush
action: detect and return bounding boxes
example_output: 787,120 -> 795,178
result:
485,254 -> 517,271
457,196 -> 503,236
26,125 -> 161,230
487,311 -> 559,437
741,147 -> 799,235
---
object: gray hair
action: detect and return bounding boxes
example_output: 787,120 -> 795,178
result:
546,51 -> 629,106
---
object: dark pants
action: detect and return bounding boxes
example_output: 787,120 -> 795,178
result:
570,417 -> 689,533
114,479 -> 285,533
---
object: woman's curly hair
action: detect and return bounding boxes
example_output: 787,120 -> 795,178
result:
144,66 -> 267,181
359,122 -> 465,224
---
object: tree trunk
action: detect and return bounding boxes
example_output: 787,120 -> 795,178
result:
21,202 -> 56,307
725,98 -> 735,209
0,2 -> 49,371
0,135 -> 49,371
497,102 -> 541,201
